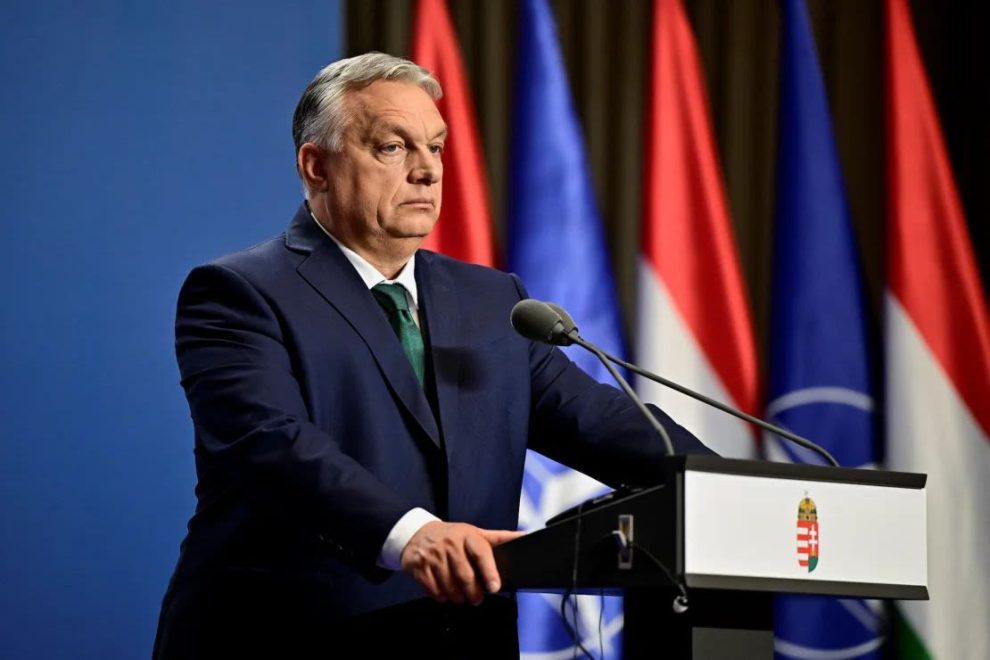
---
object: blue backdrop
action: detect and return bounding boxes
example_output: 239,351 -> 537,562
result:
0,2 -> 340,657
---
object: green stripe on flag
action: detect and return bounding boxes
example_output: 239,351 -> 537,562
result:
894,607 -> 932,659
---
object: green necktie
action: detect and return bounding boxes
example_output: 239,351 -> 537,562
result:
372,283 -> 425,385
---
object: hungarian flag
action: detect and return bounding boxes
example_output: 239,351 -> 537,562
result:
885,0 -> 990,658
637,0 -> 758,459
411,0 -> 495,266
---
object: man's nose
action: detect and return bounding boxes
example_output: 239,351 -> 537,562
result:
409,148 -> 442,184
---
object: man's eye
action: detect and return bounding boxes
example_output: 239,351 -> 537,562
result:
380,143 -> 402,154
429,144 -> 444,155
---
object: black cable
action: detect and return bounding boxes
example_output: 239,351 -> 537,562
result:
559,590 -> 594,659
557,593 -> 573,659
559,499 -> 595,660
631,542 -> 690,612
571,502 -> 582,601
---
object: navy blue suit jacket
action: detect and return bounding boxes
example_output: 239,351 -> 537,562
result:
165,204 -> 711,621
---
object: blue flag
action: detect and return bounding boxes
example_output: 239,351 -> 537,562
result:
508,0 -> 626,657
770,0 -> 883,657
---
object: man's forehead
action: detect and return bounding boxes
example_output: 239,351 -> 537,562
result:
346,81 -> 444,131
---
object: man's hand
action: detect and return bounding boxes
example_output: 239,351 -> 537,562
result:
400,521 -> 524,606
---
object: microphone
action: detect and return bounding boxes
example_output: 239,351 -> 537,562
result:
509,299 -> 570,344
512,299 -> 840,467
511,299 -> 675,456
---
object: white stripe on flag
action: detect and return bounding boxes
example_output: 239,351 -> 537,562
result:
636,259 -> 755,458
886,294 -> 990,659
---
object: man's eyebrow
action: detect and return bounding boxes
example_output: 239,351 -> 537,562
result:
368,122 -> 448,141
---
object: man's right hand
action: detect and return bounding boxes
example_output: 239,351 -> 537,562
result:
399,521 -> 524,606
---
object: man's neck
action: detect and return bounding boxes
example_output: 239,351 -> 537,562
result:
351,241 -> 415,281
308,204 -> 419,280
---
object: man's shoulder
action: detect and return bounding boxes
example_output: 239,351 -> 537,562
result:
209,233 -> 293,273
176,231 -> 306,307
195,203 -> 312,275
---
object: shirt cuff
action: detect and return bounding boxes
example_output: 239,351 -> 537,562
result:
377,507 -> 441,570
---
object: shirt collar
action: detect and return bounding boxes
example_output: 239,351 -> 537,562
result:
308,209 -> 419,308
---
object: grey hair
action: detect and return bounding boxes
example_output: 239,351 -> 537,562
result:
292,52 -> 442,154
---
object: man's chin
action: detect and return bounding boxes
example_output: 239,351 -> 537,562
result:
384,218 -> 438,240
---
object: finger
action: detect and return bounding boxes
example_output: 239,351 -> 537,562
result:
437,550 -> 466,604
403,543 -> 443,601
480,529 -> 526,546
452,547 -> 482,606
466,534 -> 501,596
417,563 -> 444,602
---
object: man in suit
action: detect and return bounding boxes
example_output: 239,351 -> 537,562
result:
153,52 -> 713,659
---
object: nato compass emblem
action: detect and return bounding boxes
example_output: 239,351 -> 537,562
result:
796,494 -> 819,572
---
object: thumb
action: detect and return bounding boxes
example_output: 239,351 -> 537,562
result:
480,529 -> 526,546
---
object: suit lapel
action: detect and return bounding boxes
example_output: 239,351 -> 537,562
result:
286,206 -> 441,448
416,251 -> 461,459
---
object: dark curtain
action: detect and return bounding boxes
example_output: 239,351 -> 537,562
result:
345,0 -> 989,373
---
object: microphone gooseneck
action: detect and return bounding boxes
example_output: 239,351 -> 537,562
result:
567,334 -> 676,456
510,299 -> 675,456
601,350 -> 838,467
510,299 -> 840,467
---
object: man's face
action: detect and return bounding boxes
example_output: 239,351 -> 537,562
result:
321,81 -> 446,248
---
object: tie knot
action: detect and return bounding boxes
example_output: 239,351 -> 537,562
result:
372,283 -> 410,313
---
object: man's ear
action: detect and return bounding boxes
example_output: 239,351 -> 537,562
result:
297,143 -> 329,193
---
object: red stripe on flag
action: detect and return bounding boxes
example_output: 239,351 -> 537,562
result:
885,0 -> 990,440
642,0 -> 758,419
411,0 -> 496,267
